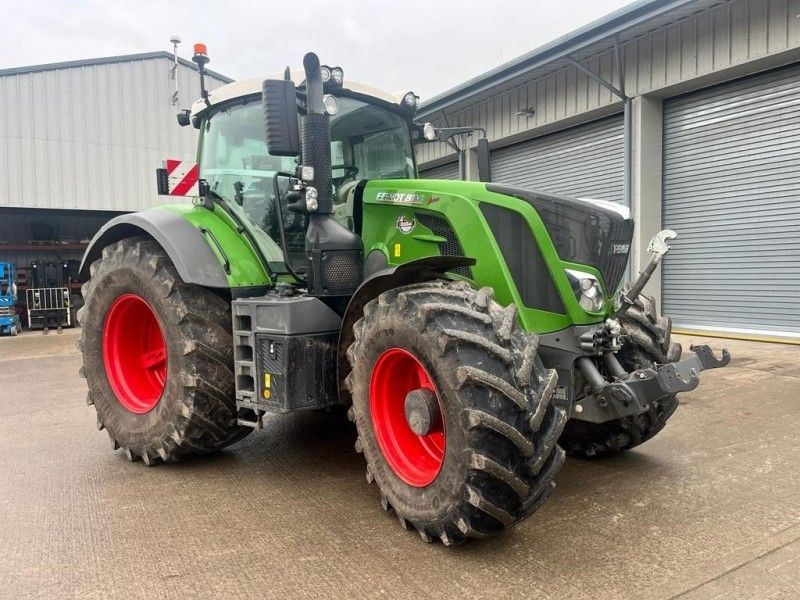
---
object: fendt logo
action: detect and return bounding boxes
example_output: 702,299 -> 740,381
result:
396,216 -> 416,234
376,192 -> 426,205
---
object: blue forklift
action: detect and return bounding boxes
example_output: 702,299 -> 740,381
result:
0,262 -> 22,336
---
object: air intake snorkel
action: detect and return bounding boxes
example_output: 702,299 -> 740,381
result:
300,53 -> 363,297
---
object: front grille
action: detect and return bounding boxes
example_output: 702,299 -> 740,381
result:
603,219 -> 634,293
480,203 -> 566,314
415,212 -> 473,279
486,183 -> 633,293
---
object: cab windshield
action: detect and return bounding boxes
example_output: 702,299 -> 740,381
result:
200,95 -> 415,264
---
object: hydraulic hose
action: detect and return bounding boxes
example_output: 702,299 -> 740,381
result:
272,173 -> 307,284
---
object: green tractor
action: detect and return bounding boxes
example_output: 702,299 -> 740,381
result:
78,49 -> 729,544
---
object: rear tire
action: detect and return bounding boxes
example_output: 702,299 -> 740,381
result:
345,280 -> 567,544
78,237 -> 250,465
559,293 -> 682,457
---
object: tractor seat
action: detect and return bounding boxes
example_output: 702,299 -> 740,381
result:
333,179 -> 360,231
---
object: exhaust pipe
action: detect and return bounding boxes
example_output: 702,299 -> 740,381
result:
301,52 -> 363,297
300,53 -> 334,215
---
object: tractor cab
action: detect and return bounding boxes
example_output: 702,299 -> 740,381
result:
188,69 -> 418,278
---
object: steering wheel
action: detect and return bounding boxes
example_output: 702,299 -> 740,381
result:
331,164 -> 359,188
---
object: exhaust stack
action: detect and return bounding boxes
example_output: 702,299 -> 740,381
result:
300,53 -> 334,215
300,53 -> 363,297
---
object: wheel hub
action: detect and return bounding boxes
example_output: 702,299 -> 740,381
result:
102,294 -> 167,414
369,348 -> 446,487
404,388 -> 440,436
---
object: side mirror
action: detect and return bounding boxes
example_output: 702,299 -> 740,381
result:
262,79 -> 301,157
476,138 -> 491,182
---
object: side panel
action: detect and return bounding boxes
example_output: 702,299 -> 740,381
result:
80,204 -> 271,289
233,295 -> 342,425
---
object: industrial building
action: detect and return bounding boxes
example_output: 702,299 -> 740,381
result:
2,0 -> 798,341
418,0 -> 800,342
0,51 -> 229,324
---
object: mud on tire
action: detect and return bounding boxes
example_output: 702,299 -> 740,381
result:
345,279 -> 567,544
78,237 -> 250,464
559,292 -> 683,457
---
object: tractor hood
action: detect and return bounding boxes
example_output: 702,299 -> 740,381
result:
485,183 -> 634,295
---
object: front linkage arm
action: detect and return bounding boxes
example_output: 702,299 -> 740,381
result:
617,229 -> 677,318
575,344 -> 730,424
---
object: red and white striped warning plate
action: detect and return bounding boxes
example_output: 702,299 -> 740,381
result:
164,159 -> 199,196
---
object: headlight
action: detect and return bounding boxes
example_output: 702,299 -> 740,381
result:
322,94 -> 338,115
422,122 -> 438,141
565,269 -> 603,312
402,91 -> 419,111
320,66 -> 331,83
330,66 -> 344,85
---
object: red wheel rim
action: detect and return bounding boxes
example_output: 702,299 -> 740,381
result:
102,294 -> 167,414
369,348 -> 445,487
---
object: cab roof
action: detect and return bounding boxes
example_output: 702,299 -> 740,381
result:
190,70 -> 402,118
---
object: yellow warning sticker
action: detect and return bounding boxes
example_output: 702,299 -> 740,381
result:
263,389 -> 271,400
264,373 -> 271,388
393,243 -> 401,257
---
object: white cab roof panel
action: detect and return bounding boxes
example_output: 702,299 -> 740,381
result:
190,70 -> 402,118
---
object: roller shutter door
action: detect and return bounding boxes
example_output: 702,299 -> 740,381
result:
662,65 -> 800,338
420,160 -> 459,180
490,115 -> 625,204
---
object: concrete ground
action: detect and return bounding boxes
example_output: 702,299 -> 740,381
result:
0,328 -> 798,599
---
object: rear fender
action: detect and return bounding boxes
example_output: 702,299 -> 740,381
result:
80,207 -> 269,289
80,209 -> 229,287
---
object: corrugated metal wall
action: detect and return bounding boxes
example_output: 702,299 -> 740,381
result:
0,56 -> 226,212
662,64 -> 800,337
490,115 -> 625,203
417,0 -> 800,167
420,160 -> 460,180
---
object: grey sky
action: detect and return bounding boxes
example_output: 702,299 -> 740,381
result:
4,0 -> 633,100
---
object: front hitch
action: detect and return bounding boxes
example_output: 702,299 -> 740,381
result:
654,344 -> 731,394
574,344 -> 730,423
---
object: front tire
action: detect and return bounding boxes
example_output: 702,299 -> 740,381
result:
78,237 -> 250,464
345,280 -> 567,544
559,293 -> 682,457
